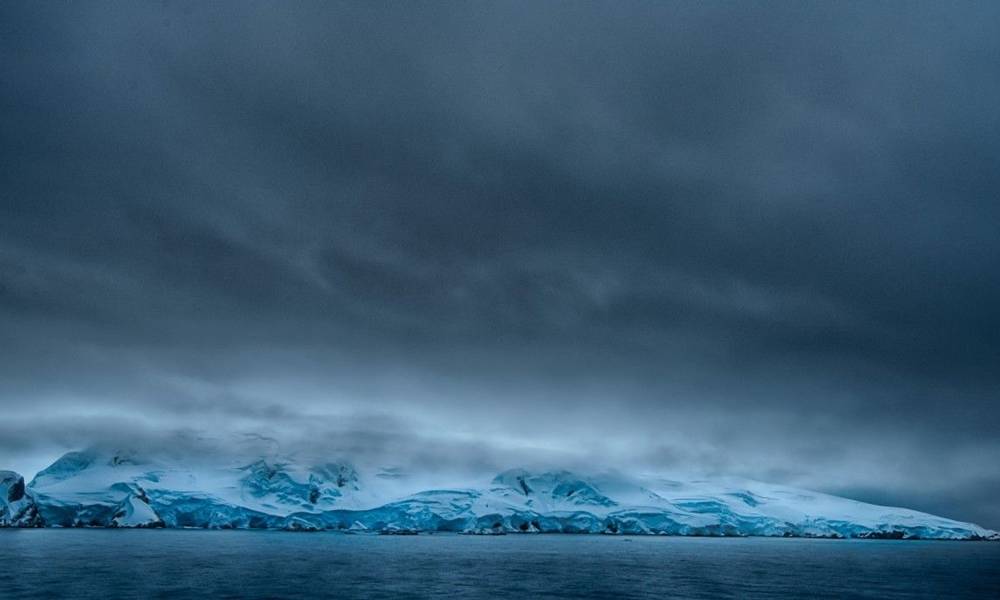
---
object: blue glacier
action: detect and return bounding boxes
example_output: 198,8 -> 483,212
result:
2,450 -> 996,540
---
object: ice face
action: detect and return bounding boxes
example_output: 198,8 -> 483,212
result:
5,451 -> 997,539
110,489 -> 164,528
0,470 -> 41,527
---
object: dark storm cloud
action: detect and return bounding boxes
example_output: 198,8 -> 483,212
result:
2,2 -> 999,526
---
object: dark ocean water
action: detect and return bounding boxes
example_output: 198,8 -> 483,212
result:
1,530 -> 997,599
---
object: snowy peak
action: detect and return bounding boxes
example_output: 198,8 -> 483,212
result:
310,463 -> 360,492
29,449 -> 154,489
29,450 -> 98,487
491,469 -> 617,508
237,459 -> 361,512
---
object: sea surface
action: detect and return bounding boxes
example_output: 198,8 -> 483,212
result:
1,530 -> 998,599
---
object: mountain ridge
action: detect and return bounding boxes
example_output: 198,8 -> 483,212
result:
2,449 -> 996,539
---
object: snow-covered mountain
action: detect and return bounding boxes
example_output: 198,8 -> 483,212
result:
2,449 -> 996,539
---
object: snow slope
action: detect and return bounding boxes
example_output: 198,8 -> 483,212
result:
2,450 -> 995,539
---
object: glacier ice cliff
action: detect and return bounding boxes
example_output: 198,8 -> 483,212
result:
1,471 -> 41,527
2,450 -> 996,540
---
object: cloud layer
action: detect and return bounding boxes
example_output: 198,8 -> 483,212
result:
2,2 -> 999,526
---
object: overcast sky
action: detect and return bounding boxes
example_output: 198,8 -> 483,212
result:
2,2 -> 999,527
